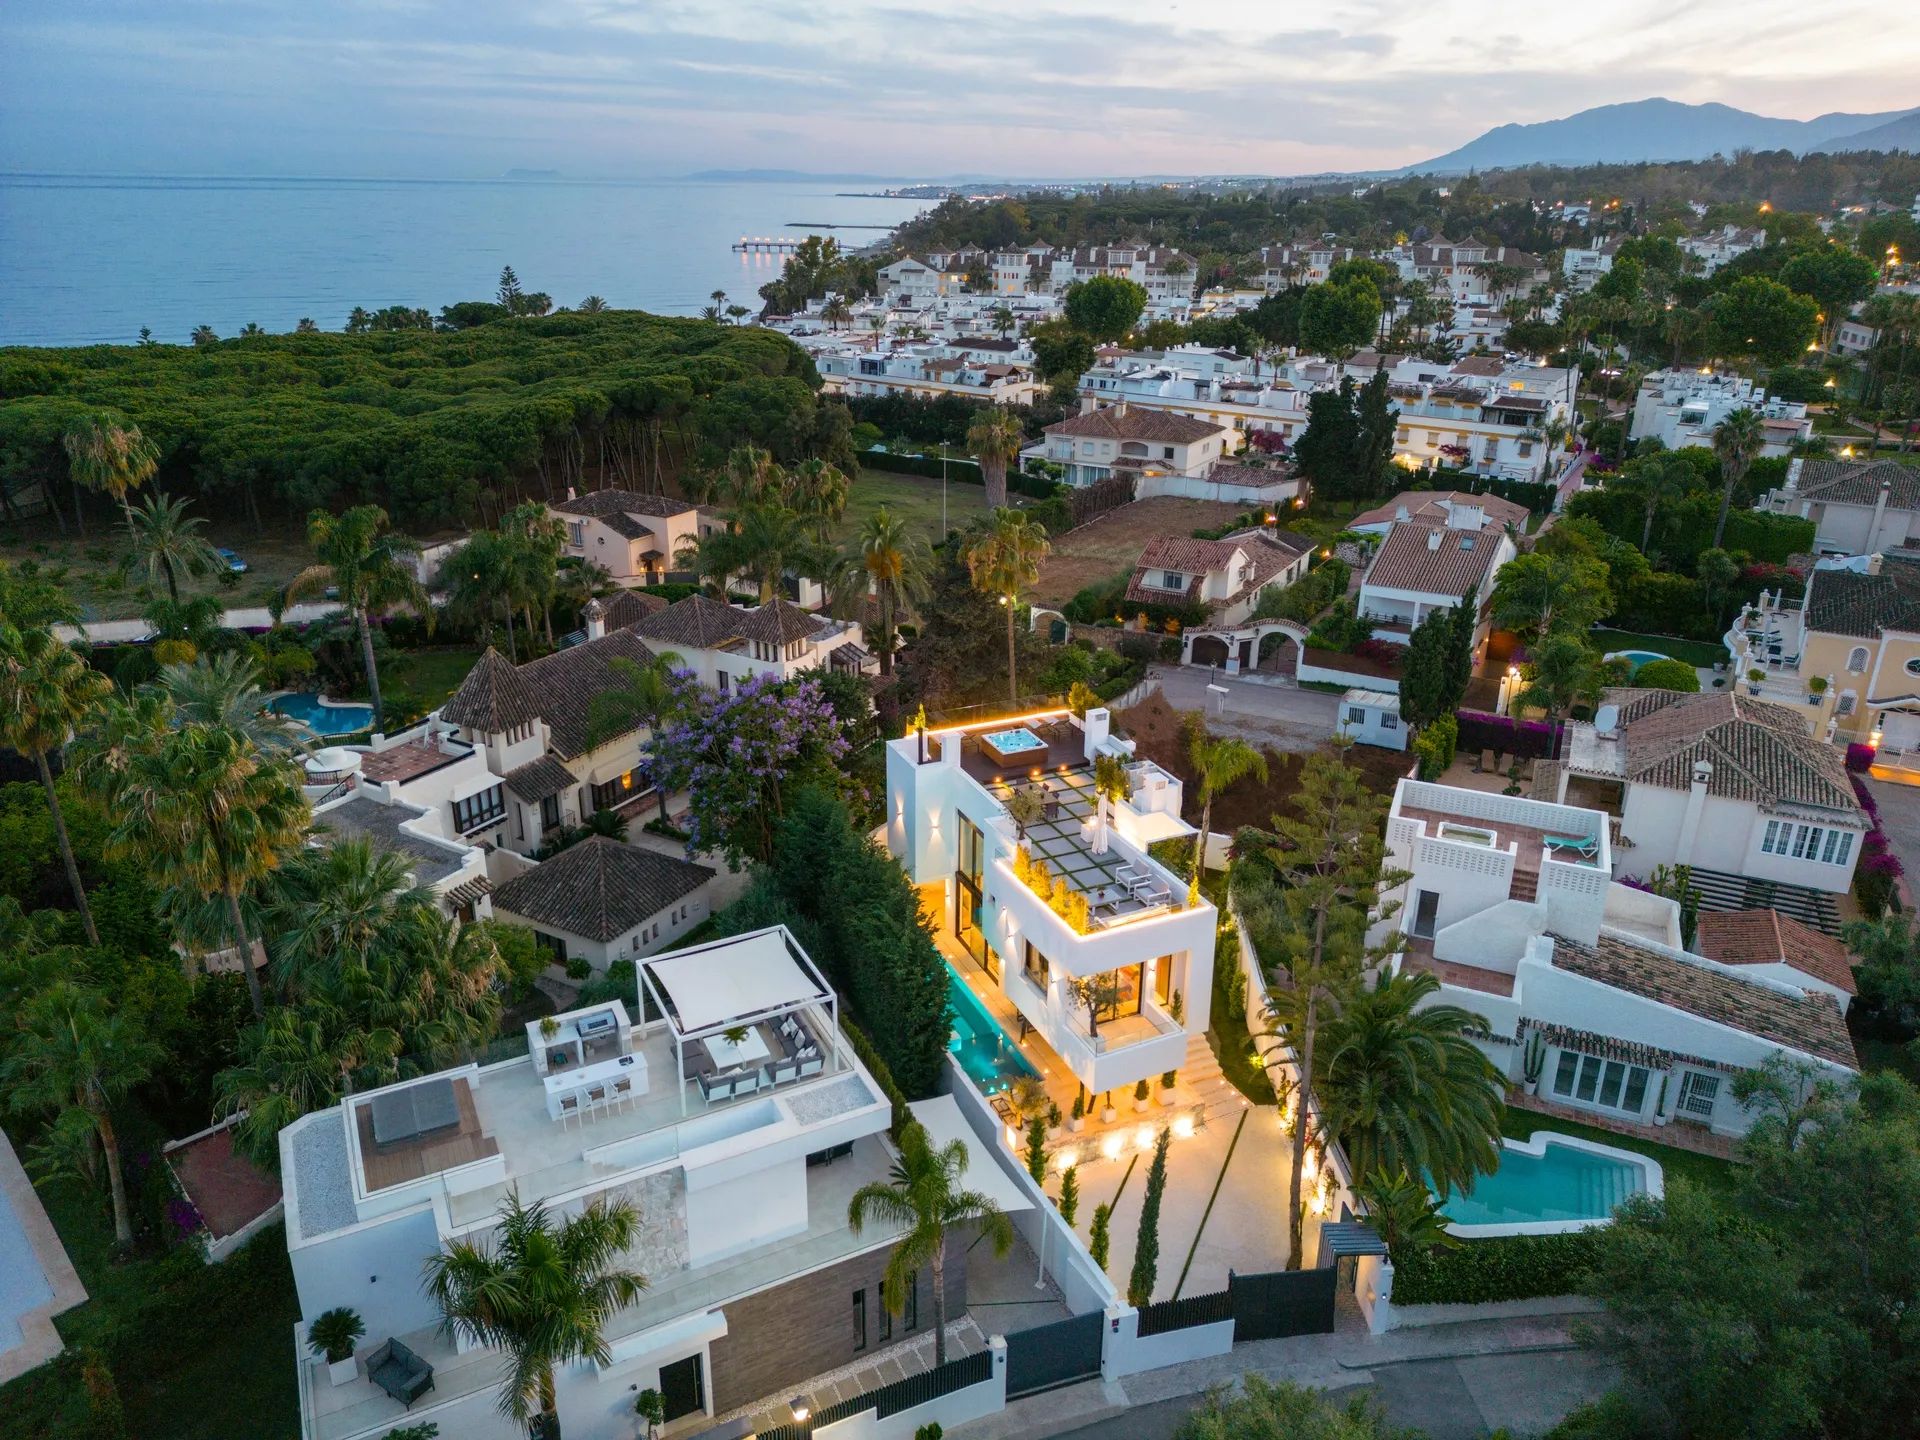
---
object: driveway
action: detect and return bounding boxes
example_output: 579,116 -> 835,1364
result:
1862,774 -> 1920,910
1147,664 -> 1341,753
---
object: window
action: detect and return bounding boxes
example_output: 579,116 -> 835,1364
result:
1552,1050 -> 1652,1117
1849,647 -> 1870,673
851,1289 -> 867,1351
540,794 -> 562,833
1022,941 -> 1049,992
1346,706 -> 1366,724
1838,691 -> 1858,716
878,1291 -> 892,1342
1763,822 -> 1856,865
592,771 -> 639,812
567,521 -> 584,546
903,1272 -> 919,1331
1906,656 -> 1920,678
1159,571 -> 1185,590
1380,712 -> 1398,730
452,784 -> 505,834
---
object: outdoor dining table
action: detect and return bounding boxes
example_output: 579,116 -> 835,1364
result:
543,1051 -> 647,1121
702,1027 -> 772,1070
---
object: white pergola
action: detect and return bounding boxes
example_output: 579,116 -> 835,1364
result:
638,925 -> 840,1115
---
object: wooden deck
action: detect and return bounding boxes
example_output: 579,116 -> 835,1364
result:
353,1078 -> 499,1193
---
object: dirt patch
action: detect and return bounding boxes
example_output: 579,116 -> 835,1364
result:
167,1126 -> 281,1240
1115,690 -> 1408,834
1031,496 -> 1247,607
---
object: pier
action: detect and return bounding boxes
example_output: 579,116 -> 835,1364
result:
732,236 -> 806,253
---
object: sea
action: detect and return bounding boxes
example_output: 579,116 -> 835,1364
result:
0,174 -> 931,348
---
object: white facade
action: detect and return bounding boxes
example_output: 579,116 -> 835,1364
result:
1629,368 -> 1811,456
815,343 -> 1044,405
1759,457 -> 1920,555
883,709 -> 1216,1097
1336,689 -> 1407,751
1680,224 -> 1766,274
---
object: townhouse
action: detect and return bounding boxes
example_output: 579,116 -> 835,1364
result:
814,343 -> 1045,405
1122,529 -> 1314,626
1384,238 -> 1550,307
1561,235 -> 1624,292
1758,456 -> 1920,555
1258,241 -> 1361,290
1629,369 -> 1811,456
1355,506 -> 1516,647
1680,224 -> 1766,274
550,489 -> 720,589
1379,779 -> 1857,1142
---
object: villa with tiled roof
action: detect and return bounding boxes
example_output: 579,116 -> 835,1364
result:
548,487 -> 722,587
1761,456 -> 1920,556
1123,529 -> 1313,623
1027,400 -> 1234,488
1557,688 -> 1867,897
1356,511 -> 1515,649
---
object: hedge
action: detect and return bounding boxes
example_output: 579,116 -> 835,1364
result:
1390,1228 -> 1605,1305
1406,466 -> 1558,515
861,447 -> 1061,499
1457,709 -> 1560,761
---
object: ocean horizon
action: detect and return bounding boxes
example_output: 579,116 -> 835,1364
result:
0,173 -> 929,348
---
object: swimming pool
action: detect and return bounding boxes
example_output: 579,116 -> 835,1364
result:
1434,1131 -> 1661,1236
269,692 -> 375,737
946,963 -> 1037,1093
1604,649 -> 1672,675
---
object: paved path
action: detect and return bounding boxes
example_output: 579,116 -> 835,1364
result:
954,1315 -> 1611,1440
1148,664 -> 1340,752
54,600 -> 342,644
1861,774 -> 1920,912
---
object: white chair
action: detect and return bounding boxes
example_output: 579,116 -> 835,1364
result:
557,1093 -> 580,1128
612,1076 -> 634,1112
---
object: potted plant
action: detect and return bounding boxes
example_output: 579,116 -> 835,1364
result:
722,1023 -> 750,1046
1521,1030 -> 1546,1096
1809,676 -> 1829,704
308,1307 -> 365,1387
1133,1077 -> 1151,1114
635,1387 -> 666,1440
1101,1089 -> 1118,1124
1748,667 -> 1766,695
539,1015 -> 561,1041
1158,1070 -> 1177,1105
1069,1090 -> 1086,1132
1653,1073 -> 1671,1127
1047,1102 -> 1063,1131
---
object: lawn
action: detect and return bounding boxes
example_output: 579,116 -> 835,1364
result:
1590,628 -> 1729,669
1031,495 -> 1246,607
370,646 -> 486,712
833,467 -> 990,547
1499,1107 -> 1740,1196
0,1176 -> 301,1440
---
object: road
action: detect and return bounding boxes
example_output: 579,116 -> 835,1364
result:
53,600 -> 343,645
1042,1349 -> 1615,1440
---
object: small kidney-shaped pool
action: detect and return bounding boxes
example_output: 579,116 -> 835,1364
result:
1433,1131 -> 1663,1236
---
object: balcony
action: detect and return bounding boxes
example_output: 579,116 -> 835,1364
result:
1003,965 -> 1189,1095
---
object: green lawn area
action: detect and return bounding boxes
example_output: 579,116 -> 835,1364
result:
0,1177 -> 301,1440
1500,1107 -> 1741,1196
373,646 -> 485,711
833,467 -> 990,546
1591,628 -> 1729,669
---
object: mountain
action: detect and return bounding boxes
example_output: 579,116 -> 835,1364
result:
1409,98 -> 1919,174
1812,110 -> 1920,154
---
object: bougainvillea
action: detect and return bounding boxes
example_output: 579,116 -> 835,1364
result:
645,672 -> 849,867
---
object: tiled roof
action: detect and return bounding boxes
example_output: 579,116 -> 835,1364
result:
1352,490 -> 1529,531
1045,406 -> 1225,444
1124,533 -> 1306,609
1803,554 -> 1920,638
491,837 -> 713,943
601,590 -> 669,630
1694,909 -> 1857,996
1549,932 -> 1857,1069
1789,459 -> 1920,508
634,594 -> 751,652
503,755 -> 577,804
1605,687 -> 1863,819
552,489 -> 697,526
731,598 -> 828,645
442,629 -> 661,758
1361,522 -> 1502,599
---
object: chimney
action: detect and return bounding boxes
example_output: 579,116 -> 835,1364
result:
583,597 -> 607,642
1872,477 -> 1893,549
1427,528 -> 1442,551
1082,706 -> 1111,763
1079,394 -> 1097,416
1394,504 -> 1410,522
1115,398 -> 1129,416
566,486 -> 577,501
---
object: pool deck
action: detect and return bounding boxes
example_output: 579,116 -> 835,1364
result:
0,1126 -> 88,1384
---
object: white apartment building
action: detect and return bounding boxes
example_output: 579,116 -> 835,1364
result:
279,929 -> 1011,1440
884,708 -> 1217,1100
814,343 -> 1045,405
1027,400 -> 1235,489
1628,368 -> 1811,456
1680,224 -> 1766,274
1384,239 -> 1550,307
1561,235 -> 1624,291
1258,241 -> 1360,290
1378,779 -> 1857,1140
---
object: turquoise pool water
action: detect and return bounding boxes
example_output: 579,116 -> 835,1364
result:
1605,649 -> 1671,675
946,963 -> 1037,1093
982,727 -> 1045,754
269,692 -> 374,737
1435,1137 -> 1650,1229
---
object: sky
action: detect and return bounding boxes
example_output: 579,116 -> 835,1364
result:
4,0 -> 1920,179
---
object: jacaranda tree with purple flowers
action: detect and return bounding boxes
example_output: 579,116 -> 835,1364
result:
646,673 -> 849,867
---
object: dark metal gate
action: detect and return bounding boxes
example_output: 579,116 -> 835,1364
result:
1004,1311 -> 1105,1397
1229,1266 -> 1338,1341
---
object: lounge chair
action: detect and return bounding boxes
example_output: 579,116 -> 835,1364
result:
366,1338 -> 434,1408
1544,833 -> 1599,860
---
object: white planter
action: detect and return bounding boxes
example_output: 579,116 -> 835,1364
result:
1069,1116 -> 1085,1133
1102,1106 -> 1118,1124
1523,1079 -> 1539,1097
1653,1112 -> 1670,1128
327,1356 -> 359,1387
1157,1088 -> 1176,1107
1133,1097 -> 1149,1114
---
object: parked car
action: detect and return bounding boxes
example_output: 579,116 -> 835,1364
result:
214,547 -> 249,574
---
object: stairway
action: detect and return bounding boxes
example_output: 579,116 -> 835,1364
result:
1509,868 -> 1539,903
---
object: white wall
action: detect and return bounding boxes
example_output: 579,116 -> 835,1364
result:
685,1160 -> 810,1268
1102,1306 -> 1235,1376
290,1203 -> 445,1339
812,1339 -> 1007,1440
1620,786 -> 1860,895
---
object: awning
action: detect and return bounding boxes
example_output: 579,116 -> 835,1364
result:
1119,810 -> 1196,845
642,927 -> 829,1034
907,1096 -> 1033,1214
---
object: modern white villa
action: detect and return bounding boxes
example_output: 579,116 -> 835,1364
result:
1379,779 -> 1858,1140
279,927 -> 1015,1440
883,708 -> 1217,1102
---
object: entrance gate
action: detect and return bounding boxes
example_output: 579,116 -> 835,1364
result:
1004,1312 -> 1104,1398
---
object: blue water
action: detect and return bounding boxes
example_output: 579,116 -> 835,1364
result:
1435,1139 -> 1647,1228
982,728 -> 1046,754
270,693 -> 373,737
1606,649 -> 1672,675
0,174 -> 928,346
0,1182 -> 55,1353
946,964 -> 1037,1094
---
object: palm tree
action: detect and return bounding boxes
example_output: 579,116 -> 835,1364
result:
847,1121 -> 1014,1367
425,1191 -> 647,1438
787,458 -> 851,543
296,317 -> 319,333
159,652 -> 307,754
584,653 -> 689,823
289,505 -> 430,733
264,836 -> 435,996
4,982 -> 160,1247
821,296 -> 852,331
966,407 -> 1027,510
836,507 -> 932,677
63,413 -> 161,538
1517,632 -> 1603,729
1710,407 -> 1765,547
1352,1167 -> 1459,1264
695,505 -> 827,603
963,510 -> 1051,704
0,560 -> 83,631
0,623 -> 111,945
1315,971 -> 1504,1201
191,324 -> 217,347
215,1006 -> 370,1166
1628,453 -> 1695,554
990,305 -> 1016,338
502,503 -> 568,646
578,295 -> 609,314
106,721 -> 310,1018
1186,725 -> 1268,897
443,530 -> 529,661
124,492 -> 221,602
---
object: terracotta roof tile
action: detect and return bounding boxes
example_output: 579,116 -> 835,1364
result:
1803,554 -> 1920,639
1362,522 -> 1503,598
1045,406 -> 1226,445
492,836 -> 712,943
1791,459 -> 1920,509
1694,909 -> 1857,996
1603,688 -> 1862,819
441,630 -> 662,759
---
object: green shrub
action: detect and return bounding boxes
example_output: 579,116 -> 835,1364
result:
1390,1229 -> 1605,1305
564,956 -> 592,981
1412,714 -> 1458,780
840,1015 -> 911,1139
1629,657 -> 1700,692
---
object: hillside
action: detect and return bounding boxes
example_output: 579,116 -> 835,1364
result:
1410,97 -> 1917,174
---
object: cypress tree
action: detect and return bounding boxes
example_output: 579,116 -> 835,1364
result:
1058,1165 -> 1080,1228
1089,1203 -> 1111,1269
1351,371 -> 1397,499
1444,584 -> 1479,705
1128,1129 -> 1172,1306
1398,609 -> 1453,730
1025,1116 -> 1048,1183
